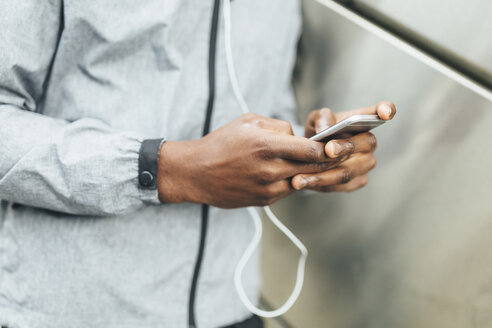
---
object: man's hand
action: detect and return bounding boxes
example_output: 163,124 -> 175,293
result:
292,101 -> 396,192
157,113 -> 349,208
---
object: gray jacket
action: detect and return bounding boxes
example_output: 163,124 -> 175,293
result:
0,0 -> 301,327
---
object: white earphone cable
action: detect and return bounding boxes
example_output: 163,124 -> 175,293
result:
223,0 -> 308,318
223,0 -> 249,115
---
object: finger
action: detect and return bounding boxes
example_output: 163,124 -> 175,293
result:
304,108 -> 336,138
273,158 -> 343,180
310,174 -> 369,193
268,134 -> 331,163
339,152 -> 377,176
325,132 -> 377,158
335,101 -> 396,122
256,117 -> 294,135
259,180 -> 293,205
256,160 -> 340,185
291,153 -> 376,190
291,166 -> 351,190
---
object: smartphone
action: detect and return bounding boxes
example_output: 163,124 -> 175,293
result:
309,115 -> 385,142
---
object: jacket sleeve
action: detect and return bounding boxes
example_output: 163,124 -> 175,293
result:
0,1 -> 161,215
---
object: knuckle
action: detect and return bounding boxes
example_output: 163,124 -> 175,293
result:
281,120 -> 292,129
258,166 -> 278,184
243,112 -> 256,121
347,139 -> 356,155
254,137 -> 271,159
307,143 -> 325,162
256,118 -> 267,128
257,196 -> 274,206
279,121 -> 294,135
263,185 -> 279,198
367,132 -> 377,150
338,154 -> 350,163
360,175 -> 369,187
369,157 -> 377,170
314,163 -> 326,172
338,168 -> 353,184
287,123 -> 294,134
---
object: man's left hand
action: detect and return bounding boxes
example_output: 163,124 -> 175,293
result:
291,101 -> 396,192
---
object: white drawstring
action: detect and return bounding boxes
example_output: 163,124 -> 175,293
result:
223,0 -> 308,318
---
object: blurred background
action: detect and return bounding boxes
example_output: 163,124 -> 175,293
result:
261,0 -> 492,327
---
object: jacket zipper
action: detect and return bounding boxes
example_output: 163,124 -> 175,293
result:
188,1 -> 221,327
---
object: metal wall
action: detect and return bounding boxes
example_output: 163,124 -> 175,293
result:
262,1 -> 492,327
356,0 -> 492,74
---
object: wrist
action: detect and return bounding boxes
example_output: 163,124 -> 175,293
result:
157,140 -> 197,204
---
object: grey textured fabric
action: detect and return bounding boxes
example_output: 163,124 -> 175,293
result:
0,1 -> 302,327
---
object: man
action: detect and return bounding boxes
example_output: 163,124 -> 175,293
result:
0,1 -> 395,327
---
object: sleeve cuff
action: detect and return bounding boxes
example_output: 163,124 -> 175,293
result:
138,138 -> 166,190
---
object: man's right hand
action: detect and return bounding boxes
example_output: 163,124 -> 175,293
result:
157,113 -> 345,208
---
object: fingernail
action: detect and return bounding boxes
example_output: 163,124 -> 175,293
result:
345,140 -> 355,154
381,103 -> 392,118
328,141 -> 343,157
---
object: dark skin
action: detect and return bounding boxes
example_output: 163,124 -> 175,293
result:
157,101 -> 396,208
